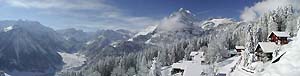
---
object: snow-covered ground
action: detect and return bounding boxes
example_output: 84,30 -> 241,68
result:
216,56 -> 241,75
162,30 -> 300,76
3,26 -> 13,32
259,30 -> 300,76
228,30 -> 300,76
167,51 -> 215,76
4,73 -> 10,76
58,52 -> 87,71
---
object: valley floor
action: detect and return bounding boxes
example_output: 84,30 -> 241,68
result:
58,52 -> 87,72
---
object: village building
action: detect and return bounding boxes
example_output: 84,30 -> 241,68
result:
188,51 -> 199,60
268,31 -> 290,45
235,46 -> 245,52
254,42 -> 279,62
171,63 -> 186,75
235,46 -> 246,55
229,50 -> 237,57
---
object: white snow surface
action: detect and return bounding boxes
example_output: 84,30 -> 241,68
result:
3,26 -> 13,32
128,25 -> 157,41
235,46 -> 246,49
189,52 -> 199,56
135,25 -> 157,36
261,29 -> 300,76
268,31 -> 290,37
183,64 -> 213,76
201,18 -> 233,28
58,52 -> 86,71
3,72 -> 11,76
217,56 -> 241,74
256,42 -> 279,53
170,51 -> 214,76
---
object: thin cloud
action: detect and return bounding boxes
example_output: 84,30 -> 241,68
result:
240,0 -> 300,22
2,0 -> 159,31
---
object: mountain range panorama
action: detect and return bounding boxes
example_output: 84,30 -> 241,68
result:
0,5 -> 299,76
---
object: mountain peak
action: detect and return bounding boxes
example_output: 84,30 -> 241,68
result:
155,8 -> 197,32
169,8 -> 194,18
178,8 -> 192,14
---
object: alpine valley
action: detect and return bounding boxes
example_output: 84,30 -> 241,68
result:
1,0 -> 300,76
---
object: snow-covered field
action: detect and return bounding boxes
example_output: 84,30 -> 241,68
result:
58,52 -> 87,71
167,51 -> 215,76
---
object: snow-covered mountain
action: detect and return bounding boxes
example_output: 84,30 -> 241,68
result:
129,8 -> 205,45
0,20 -> 65,75
82,29 -> 135,56
57,28 -> 95,53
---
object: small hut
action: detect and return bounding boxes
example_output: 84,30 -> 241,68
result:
255,42 -> 279,62
235,46 -> 246,52
171,63 -> 186,75
268,31 -> 290,45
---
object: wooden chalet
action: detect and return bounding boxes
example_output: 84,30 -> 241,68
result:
268,31 -> 290,45
255,42 -> 279,62
235,46 -> 246,52
171,63 -> 185,75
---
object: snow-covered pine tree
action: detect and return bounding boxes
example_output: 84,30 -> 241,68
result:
148,57 -> 162,76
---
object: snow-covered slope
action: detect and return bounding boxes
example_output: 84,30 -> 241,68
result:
128,25 -> 157,41
201,18 -> 234,29
82,29 -> 134,56
57,28 -> 95,52
0,20 -> 64,74
129,8 -> 204,45
261,29 -> 300,76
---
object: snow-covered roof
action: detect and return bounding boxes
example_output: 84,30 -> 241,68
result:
235,46 -> 246,49
256,42 -> 279,53
268,31 -> 290,38
183,64 -> 213,76
193,52 -> 205,62
190,52 -> 199,56
171,62 -> 189,70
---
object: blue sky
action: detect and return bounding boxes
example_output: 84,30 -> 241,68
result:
0,0 -> 274,31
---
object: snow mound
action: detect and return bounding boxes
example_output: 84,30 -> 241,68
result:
3,26 -> 14,32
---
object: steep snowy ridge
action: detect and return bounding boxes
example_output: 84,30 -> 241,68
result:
128,25 -> 157,41
0,20 -> 65,75
201,18 -> 234,29
129,8 -> 204,45
156,8 -> 196,32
